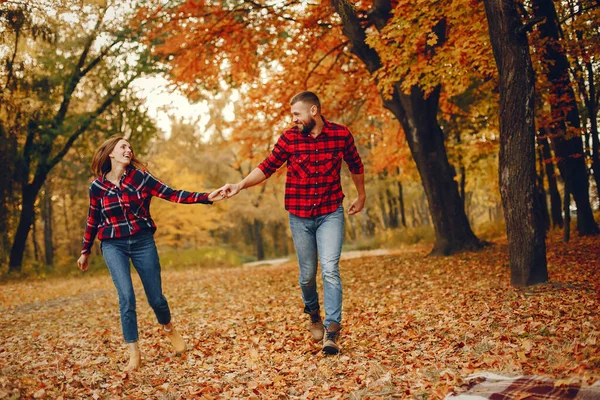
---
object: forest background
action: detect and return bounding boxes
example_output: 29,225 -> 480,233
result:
0,0 -> 599,282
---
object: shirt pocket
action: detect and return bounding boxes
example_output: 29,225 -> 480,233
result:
322,151 -> 343,178
288,154 -> 311,179
125,188 -> 148,218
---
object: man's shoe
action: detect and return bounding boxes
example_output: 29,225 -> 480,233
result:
322,323 -> 340,355
307,309 -> 325,341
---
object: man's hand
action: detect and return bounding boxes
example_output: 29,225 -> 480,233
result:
219,183 -> 242,199
208,189 -> 226,202
348,196 -> 365,215
77,254 -> 89,271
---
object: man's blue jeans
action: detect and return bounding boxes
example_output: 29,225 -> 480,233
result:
101,230 -> 171,343
288,206 -> 345,329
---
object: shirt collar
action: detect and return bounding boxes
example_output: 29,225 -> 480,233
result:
101,166 -> 132,186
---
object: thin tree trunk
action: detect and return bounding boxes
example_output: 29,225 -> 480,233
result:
483,0 -> 548,286
537,147 -> 550,232
253,219 -> 265,261
398,180 -> 407,228
42,181 -> 54,267
539,132 -> 563,227
532,0 -> 599,235
587,60 -> 600,201
0,123 -> 13,266
378,189 -> 390,229
564,186 -> 571,242
31,206 -> 40,263
386,187 -> 399,228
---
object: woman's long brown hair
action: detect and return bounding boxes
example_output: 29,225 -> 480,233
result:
91,135 -> 147,178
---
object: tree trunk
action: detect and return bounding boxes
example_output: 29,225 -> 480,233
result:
398,180 -> 407,228
0,123 -> 13,267
42,181 -> 54,267
537,147 -> 550,232
538,132 -> 563,227
9,184 -> 40,272
386,187 -> 399,229
564,186 -> 571,243
378,189 -> 390,229
253,219 -> 265,261
31,216 -> 40,264
331,0 -> 481,255
588,60 -> 600,201
532,0 -> 599,235
483,0 -> 548,286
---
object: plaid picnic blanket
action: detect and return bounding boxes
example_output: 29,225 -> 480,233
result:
445,373 -> 600,399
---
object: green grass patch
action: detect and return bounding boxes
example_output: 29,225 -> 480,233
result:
158,247 -> 245,270
343,225 -> 435,251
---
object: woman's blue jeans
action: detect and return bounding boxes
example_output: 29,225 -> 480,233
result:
101,230 -> 170,343
288,206 -> 345,329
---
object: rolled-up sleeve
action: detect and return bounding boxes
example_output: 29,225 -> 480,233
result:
343,132 -> 364,174
257,134 -> 290,178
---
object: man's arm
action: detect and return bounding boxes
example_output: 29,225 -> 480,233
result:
348,172 -> 366,215
220,133 -> 289,198
220,168 -> 268,198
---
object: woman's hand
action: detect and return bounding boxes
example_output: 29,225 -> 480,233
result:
208,189 -> 226,202
77,254 -> 89,271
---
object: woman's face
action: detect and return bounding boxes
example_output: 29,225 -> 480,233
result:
109,139 -> 133,166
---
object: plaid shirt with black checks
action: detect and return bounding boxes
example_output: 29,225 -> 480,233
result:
81,167 -> 212,255
258,118 -> 364,218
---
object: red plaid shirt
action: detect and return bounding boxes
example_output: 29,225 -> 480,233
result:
258,118 -> 364,218
81,167 -> 212,254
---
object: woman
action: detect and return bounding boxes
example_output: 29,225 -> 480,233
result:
77,135 -> 223,371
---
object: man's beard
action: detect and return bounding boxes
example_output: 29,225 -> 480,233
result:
299,117 -> 316,134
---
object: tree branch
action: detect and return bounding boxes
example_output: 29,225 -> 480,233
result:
46,74 -> 138,173
304,40 -> 348,88
330,0 -> 382,73
369,0 -> 392,31
53,7 -> 107,129
516,16 -> 545,36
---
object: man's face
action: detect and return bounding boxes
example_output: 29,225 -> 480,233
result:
291,101 -> 316,134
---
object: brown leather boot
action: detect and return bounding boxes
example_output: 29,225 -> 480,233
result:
124,342 -> 141,371
322,322 -> 341,355
307,309 -> 325,341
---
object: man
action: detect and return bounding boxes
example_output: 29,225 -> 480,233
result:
219,91 -> 365,354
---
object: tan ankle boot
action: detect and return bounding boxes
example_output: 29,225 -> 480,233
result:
307,309 -> 325,341
124,342 -> 141,371
163,324 -> 187,354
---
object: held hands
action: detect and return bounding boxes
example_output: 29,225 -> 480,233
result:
208,183 -> 242,202
217,183 -> 242,199
77,254 -> 89,271
208,188 -> 227,202
348,196 -> 366,215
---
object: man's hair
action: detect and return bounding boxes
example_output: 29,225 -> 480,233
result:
290,91 -> 321,113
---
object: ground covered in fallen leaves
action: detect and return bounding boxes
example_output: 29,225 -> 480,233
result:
1,233 -> 599,399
